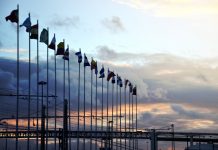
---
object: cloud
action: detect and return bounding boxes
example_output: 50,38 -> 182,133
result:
102,16 -> 125,32
113,0 -> 218,17
49,15 -> 80,28
0,48 -> 27,54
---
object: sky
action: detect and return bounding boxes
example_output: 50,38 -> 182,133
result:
1,0 -> 218,149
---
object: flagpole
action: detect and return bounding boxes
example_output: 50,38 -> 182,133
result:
106,72 -> 109,149
46,27 -> 49,150
68,45 -> 71,150
132,91 -> 134,149
27,12 -> 31,150
120,85 -> 122,150
36,20 -> 39,150
54,34 -> 57,150
77,58 -> 81,150
116,75 -> 118,150
90,64 -> 93,150
111,78 -> 114,150
83,54 -> 86,150
15,5 -> 19,150
101,73 -> 104,149
124,80 -> 127,150
95,65 -> 97,150
135,86 -> 138,150
129,85 -> 131,149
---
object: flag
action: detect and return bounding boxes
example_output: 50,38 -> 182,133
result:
75,49 -> 82,63
84,54 -> 90,67
91,59 -> 97,70
107,69 -> 115,81
117,75 -> 121,85
40,29 -> 48,45
95,62 -> 98,75
48,35 -> 56,50
99,67 -> 105,78
125,79 -> 129,88
132,86 -> 137,95
56,42 -> 64,55
128,82 -> 132,93
63,48 -> 69,61
112,76 -> 115,84
20,16 -> 31,32
119,78 -> 123,87
30,24 -> 38,39
5,9 -> 18,23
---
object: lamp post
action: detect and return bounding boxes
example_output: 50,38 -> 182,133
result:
38,81 -> 47,150
171,124 -> 175,150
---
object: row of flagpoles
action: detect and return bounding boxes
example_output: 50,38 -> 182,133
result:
5,5 -> 138,150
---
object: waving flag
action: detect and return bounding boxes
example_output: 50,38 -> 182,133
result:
125,79 -> 129,88
5,9 -> 18,23
30,24 -> 38,39
75,49 -> 82,63
48,34 -> 56,50
40,29 -> 48,45
128,82 -> 133,93
91,59 -> 97,70
84,54 -> 90,67
107,69 -> 115,81
112,76 -> 115,84
95,62 -> 98,75
20,15 -> 31,32
132,86 -> 137,95
56,42 -> 65,55
63,48 -> 69,61
99,66 -> 105,78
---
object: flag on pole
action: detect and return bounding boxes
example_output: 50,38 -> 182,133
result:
125,79 -> 129,88
91,59 -> 97,70
132,86 -> 137,95
56,42 -> 65,55
30,24 -> 38,39
75,49 -> 82,63
119,77 -> 123,87
63,48 -> 69,61
40,29 -> 48,45
107,69 -> 115,81
20,16 -> 31,32
99,66 -> 105,78
112,76 -> 115,84
128,82 -> 132,93
95,62 -> 98,75
48,34 -> 56,50
5,9 -> 18,23
84,54 -> 90,67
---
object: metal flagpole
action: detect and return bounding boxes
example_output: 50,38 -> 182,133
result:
90,64 -> 93,150
83,54 -> 86,150
116,75 -> 118,150
68,45 -> 71,150
106,74 -> 109,149
95,63 -> 98,150
101,72 -> 104,148
27,13 -> 31,150
77,61 -> 81,150
54,34 -> 57,150
77,60 -> 80,150
124,80 -> 127,150
46,27 -> 49,150
135,86 -> 138,150
16,5 -> 19,150
36,20 -> 39,150
132,91 -> 134,149
129,83 -> 131,149
111,76 -> 115,150
119,83 -> 122,150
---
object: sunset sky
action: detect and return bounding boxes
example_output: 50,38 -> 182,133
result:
1,0 -> 218,149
